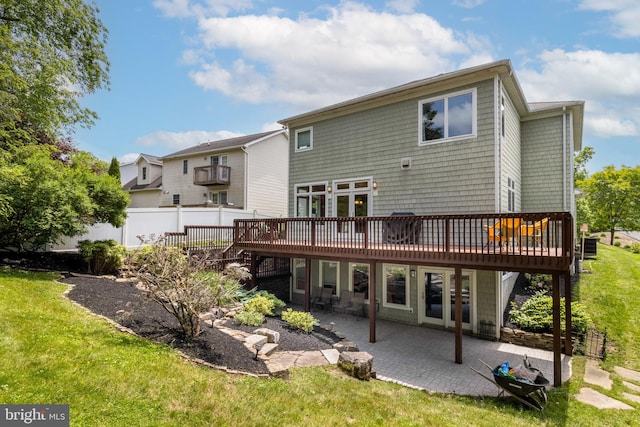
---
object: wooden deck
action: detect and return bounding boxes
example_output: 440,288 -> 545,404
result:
233,212 -> 574,274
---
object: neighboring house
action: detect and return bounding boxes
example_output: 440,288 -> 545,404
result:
270,59 -> 583,337
122,154 -> 163,208
118,160 -> 138,186
156,130 -> 289,215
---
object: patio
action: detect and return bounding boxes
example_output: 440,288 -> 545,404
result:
311,309 -> 572,396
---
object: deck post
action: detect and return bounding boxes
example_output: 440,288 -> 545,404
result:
552,273 -> 562,387
454,266 -> 462,364
304,258 -> 311,312
564,270 -> 573,355
369,261 -> 376,343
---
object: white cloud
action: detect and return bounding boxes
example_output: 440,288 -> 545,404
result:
261,121 -> 284,132
134,130 -> 244,151
119,153 -> 141,164
154,0 -> 256,18
183,2 -> 481,110
579,0 -> 640,38
452,0 -> 485,9
385,0 -> 418,14
518,49 -> 640,138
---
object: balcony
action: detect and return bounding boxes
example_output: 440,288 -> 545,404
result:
193,165 -> 231,186
233,212 -> 574,274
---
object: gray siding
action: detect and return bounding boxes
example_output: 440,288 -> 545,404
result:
288,79 -> 498,216
499,85 -> 522,212
521,116 -> 568,211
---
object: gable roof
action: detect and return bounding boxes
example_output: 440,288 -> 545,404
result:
161,129 -> 287,160
135,153 -> 162,166
278,59 -> 583,151
122,175 -> 163,192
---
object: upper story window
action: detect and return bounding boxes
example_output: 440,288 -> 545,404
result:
211,154 -> 228,165
507,177 -> 516,212
182,159 -> 188,175
419,88 -> 476,145
295,183 -> 327,217
172,194 -> 180,205
295,127 -> 313,152
141,166 -> 147,180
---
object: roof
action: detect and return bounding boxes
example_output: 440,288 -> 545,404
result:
278,59 -> 584,150
135,153 -> 162,166
160,129 -> 287,160
122,176 -> 162,192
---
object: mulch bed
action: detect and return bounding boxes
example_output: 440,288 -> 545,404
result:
62,275 -> 340,376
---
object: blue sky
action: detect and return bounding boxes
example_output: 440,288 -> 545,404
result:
75,0 -> 640,174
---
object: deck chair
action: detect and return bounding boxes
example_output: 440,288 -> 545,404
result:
485,218 -> 522,248
345,292 -> 365,319
520,217 -> 549,247
332,290 -> 353,314
313,287 -> 333,312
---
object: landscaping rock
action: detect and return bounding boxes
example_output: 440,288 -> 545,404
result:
333,340 -> 359,352
338,351 -> 373,381
254,328 -> 280,344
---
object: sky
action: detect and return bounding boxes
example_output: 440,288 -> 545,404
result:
74,0 -> 640,174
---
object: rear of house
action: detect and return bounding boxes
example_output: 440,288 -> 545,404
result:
278,59 -> 583,338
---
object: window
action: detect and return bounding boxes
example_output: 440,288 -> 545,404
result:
295,127 -> 313,152
292,258 -> 306,294
209,191 -> 228,205
419,89 -> 476,144
142,166 -> 147,180
295,183 -> 327,217
182,159 -> 188,175
508,177 -> 516,212
172,194 -> 180,205
350,263 -> 369,301
320,260 -> 339,295
211,155 -> 228,165
383,264 -> 409,308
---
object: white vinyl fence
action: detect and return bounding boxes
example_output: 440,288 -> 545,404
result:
50,206 -> 279,250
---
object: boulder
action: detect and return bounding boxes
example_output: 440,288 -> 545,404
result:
333,340 -> 359,352
254,328 -> 280,344
338,351 -> 373,381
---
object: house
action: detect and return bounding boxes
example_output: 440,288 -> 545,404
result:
122,154 -> 163,208
123,130 -> 290,216
233,59 -> 583,386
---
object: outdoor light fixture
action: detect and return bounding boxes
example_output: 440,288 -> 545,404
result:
372,181 -> 378,190
410,269 -> 416,278
327,185 -> 332,193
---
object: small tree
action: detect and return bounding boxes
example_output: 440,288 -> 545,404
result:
107,157 -> 120,182
126,237 -> 251,338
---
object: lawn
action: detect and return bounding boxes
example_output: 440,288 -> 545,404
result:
1,246 -> 639,426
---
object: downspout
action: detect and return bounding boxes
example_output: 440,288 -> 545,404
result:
241,146 -> 249,210
563,111 -> 567,211
495,77 -> 502,212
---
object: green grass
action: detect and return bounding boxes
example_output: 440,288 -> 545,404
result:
1,254 -> 640,426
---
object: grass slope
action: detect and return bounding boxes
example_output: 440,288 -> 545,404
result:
0,259 -> 638,426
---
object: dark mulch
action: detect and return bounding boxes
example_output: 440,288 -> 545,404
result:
63,275 -> 340,376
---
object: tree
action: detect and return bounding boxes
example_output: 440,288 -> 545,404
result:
0,145 -> 129,252
107,157 -> 120,182
574,146 -> 595,231
583,165 -> 640,244
0,0 -> 109,136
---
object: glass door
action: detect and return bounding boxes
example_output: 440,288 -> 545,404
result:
419,268 -> 474,330
334,179 -> 371,233
421,270 -> 445,326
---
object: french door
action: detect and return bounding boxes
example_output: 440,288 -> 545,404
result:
334,179 -> 372,233
418,267 -> 475,331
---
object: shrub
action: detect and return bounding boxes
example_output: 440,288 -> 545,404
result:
614,241 -> 622,247
125,236 -> 246,338
77,239 -> 126,274
234,310 -> 264,326
245,295 -> 275,316
237,289 -> 286,315
509,291 -> 591,334
281,308 -> 317,333
629,243 -> 640,254
524,273 -> 551,293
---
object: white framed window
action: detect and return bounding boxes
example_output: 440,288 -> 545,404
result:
418,88 -> 476,145
209,191 -> 228,205
507,177 -> 516,212
295,183 -> 327,217
292,258 -> 306,294
141,166 -> 147,181
210,154 -> 228,165
172,194 -> 180,205
320,260 -> 339,295
295,127 -> 313,152
383,264 -> 410,309
349,263 -> 370,301
182,159 -> 188,175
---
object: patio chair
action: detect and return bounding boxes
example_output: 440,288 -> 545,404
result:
520,217 -> 549,247
485,218 -> 522,248
345,292 -> 365,319
332,289 -> 353,314
313,287 -> 333,312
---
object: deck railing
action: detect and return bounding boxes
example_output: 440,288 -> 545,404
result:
233,212 -> 574,273
164,225 -> 235,252
193,164 -> 231,186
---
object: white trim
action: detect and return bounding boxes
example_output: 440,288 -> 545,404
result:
417,87 -> 477,146
382,264 -> 411,310
319,260 -> 340,294
294,126 -> 313,152
291,258 -> 306,295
